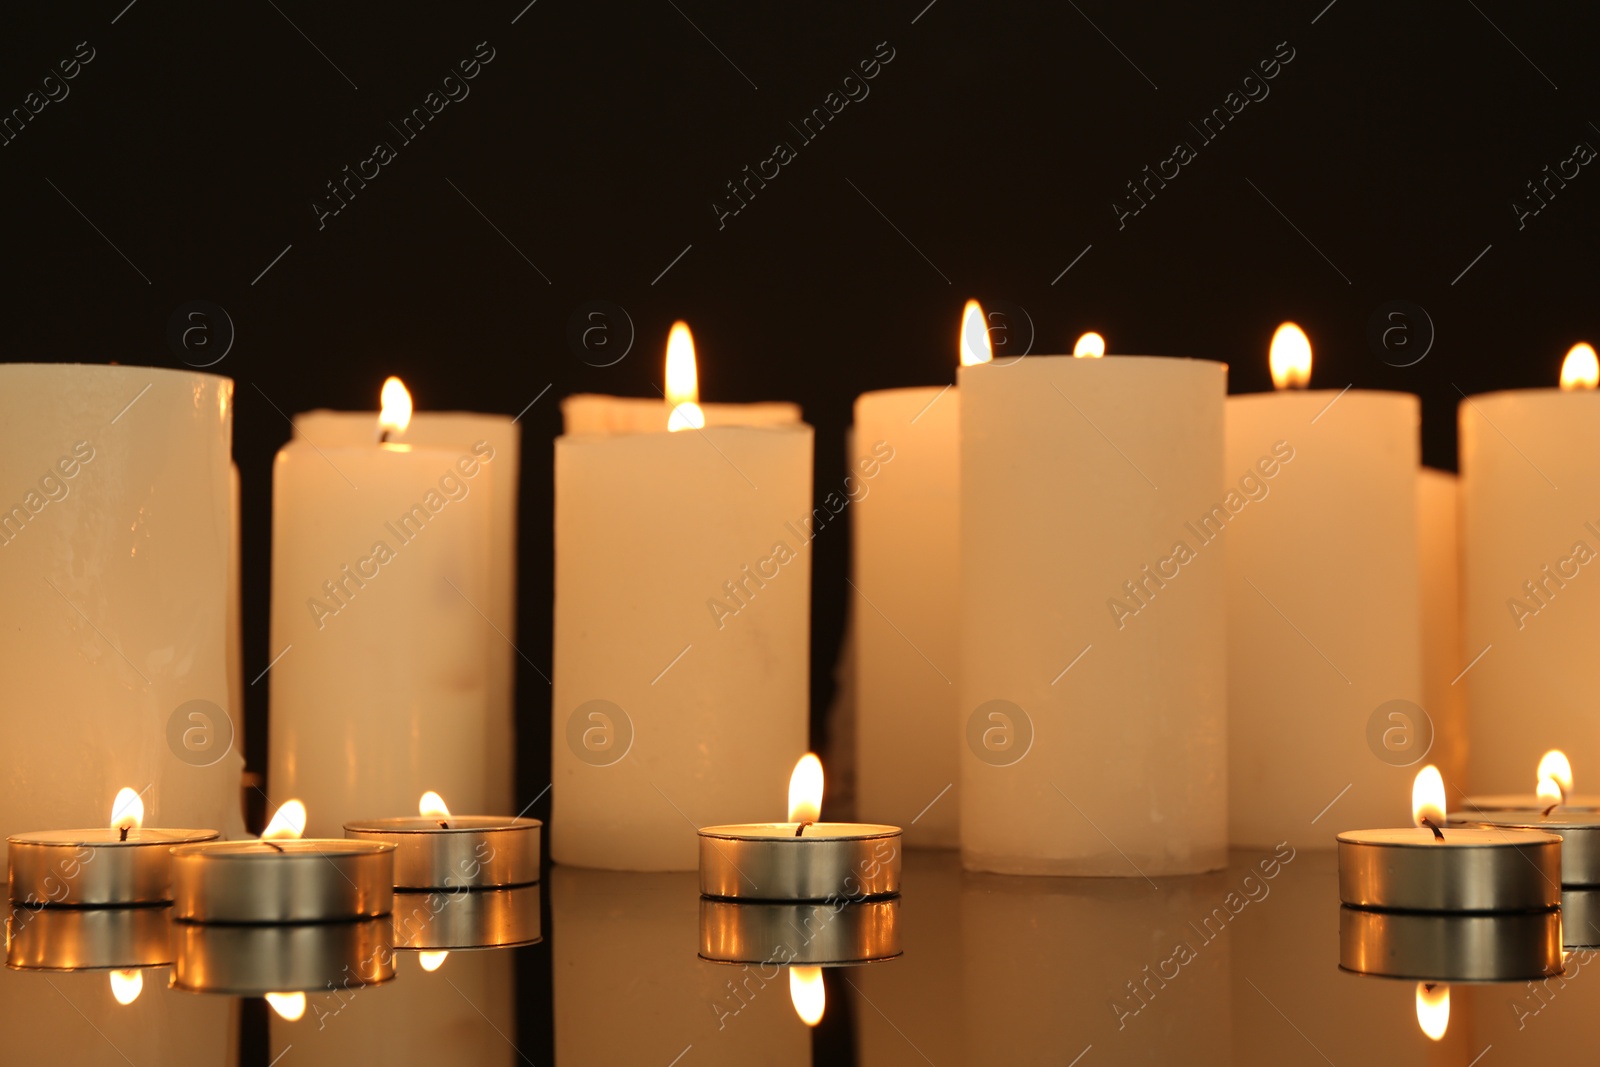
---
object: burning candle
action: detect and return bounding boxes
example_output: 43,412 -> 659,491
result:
699,754 -> 901,901
171,800 -> 394,923
269,378 -> 500,838
1461,343 -> 1600,793
1337,766 -> 1561,912
1452,752 -> 1600,887
7,788 -> 217,906
287,393 -> 521,818
554,322 -> 812,871
344,790 -> 540,889
959,337 -> 1227,875
0,364 -> 244,855
850,300 -> 986,847
1227,324 -> 1427,848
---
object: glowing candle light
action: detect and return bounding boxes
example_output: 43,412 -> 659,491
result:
554,322 -> 812,870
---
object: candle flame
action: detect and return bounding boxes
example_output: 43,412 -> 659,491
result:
379,377 -> 414,437
261,799 -> 307,841
665,321 -> 705,431
959,300 -> 992,367
1560,343 -> 1598,391
1539,750 -> 1573,796
1538,776 -> 1564,808
789,966 -> 825,1027
111,787 -> 144,833
265,992 -> 307,1022
109,968 -> 143,1005
419,791 -> 451,820
1073,331 -> 1106,358
1415,982 -> 1449,1041
1269,322 -> 1312,390
1412,765 -> 1446,830
788,753 -> 823,825
418,950 -> 450,972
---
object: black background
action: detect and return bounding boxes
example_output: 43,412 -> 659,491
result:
2,2 -> 1596,1060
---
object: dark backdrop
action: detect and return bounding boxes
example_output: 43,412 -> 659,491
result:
1,1 -> 1595,1058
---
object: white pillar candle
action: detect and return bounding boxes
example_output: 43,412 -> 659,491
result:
288,407 -> 520,815
1460,344 -> 1600,792
1225,325 -> 1424,847
958,352 -> 1227,876
852,386 -> 958,844
1418,468 -> 1467,788
269,380 -> 498,838
0,364 -> 244,849
553,323 -> 811,870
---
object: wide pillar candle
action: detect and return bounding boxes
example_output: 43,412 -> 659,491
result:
852,387 -> 958,846
287,409 -> 520,814
958,356 -> 1227,876
0,364 -> 244,848
1460,386 -> 1600,791
553,404 -> 812,869
269,428 -> 496,838
1226,390 -> 1423,846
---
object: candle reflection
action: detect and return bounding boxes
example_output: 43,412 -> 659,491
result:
1414,982 -> 1448,1041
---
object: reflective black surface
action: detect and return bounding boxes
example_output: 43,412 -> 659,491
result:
8,849 -> 1597,1064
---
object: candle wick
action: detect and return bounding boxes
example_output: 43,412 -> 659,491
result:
379,429 -> 391,444
1543,802 -> 1560,817
1422,818 -> 1445,842
438,820 -> 449,829
119,826 -> 129,842
794,822 -> 812,838
263,840 -> 285,853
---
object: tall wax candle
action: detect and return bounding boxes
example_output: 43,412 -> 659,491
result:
851,301 -> 991,846
1460,343 -> 1600,792
287,407 -> 520,815
0,364 -> 244,851
553,323 -> 811,870
269,380 -> 497,838
959,350 -> 1227,876
1226,325 -> 1424,847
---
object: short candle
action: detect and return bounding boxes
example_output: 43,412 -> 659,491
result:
1337,765 -> 1561,912
698,754 -> 901,902
344,790 -> 541,890
171,800 -> 394,924
7,788 -> 217,907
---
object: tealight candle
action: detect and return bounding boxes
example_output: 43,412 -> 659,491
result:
1462,750 -> 1600,812
698,754 -> 901,902
1450,808 -> 1600,887
171,800 -> 394,923
1338,766 -> 1561,912
7,789 -> 217,906
344,790 -> 541,889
